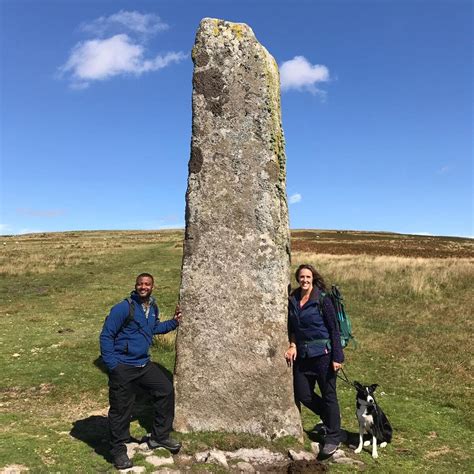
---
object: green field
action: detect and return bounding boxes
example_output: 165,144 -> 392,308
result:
0,230 -> 473,472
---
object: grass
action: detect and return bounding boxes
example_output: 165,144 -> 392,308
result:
0,229 -> 473,472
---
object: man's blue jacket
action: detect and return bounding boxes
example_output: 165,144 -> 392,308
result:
99,292 -> 178,371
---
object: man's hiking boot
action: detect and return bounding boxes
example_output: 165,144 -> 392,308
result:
113,452 -> 133,470
147,436 -> 181,454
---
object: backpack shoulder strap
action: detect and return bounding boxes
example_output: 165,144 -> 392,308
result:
317,291 -> 327,307
116,297 -> 135,334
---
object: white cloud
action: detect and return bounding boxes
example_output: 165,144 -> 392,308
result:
80,10 -> 168,37
59,10 -> 186,88
59,34 -> 186,88
289,193 -> 302,204
280,56 -> 330,94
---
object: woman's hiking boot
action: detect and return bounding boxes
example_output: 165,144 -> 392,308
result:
146,436 -> 182,454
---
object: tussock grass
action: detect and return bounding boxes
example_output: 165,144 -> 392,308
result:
292,252 -> 473,295
0,230 -> 183,275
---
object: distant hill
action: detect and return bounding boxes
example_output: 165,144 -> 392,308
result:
291,229 -> 473,258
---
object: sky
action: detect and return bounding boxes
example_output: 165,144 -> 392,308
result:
1,0 -> 472,238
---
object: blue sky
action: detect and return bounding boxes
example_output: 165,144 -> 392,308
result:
1,0 -> 472,237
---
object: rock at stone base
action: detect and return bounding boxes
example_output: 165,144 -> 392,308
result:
332,456 -> 364,467
194,451 -> 210,463
226,447 -> 286,464
234,461 -> 255,472
137,442 -> 153,453
310,442 -> 320,455
176,454 -> 193,464
146,455 -> 175,467
208,449 -> 229,468
151,469 -> 181,474
331,448 -> 346,460
119,466 -> 145,473
126,442 -> 140,458
0,465 -> 30,474
288,450 -> 315,461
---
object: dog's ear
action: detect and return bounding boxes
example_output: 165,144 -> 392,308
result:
370,384 -> 378,392
354,381 -> 363,391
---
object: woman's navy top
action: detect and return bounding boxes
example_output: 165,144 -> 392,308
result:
288,287 -> 344,363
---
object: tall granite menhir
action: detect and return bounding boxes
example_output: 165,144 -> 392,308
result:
174,18 -> 302,439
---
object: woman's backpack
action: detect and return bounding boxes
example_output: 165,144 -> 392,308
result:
319,285 -> 357,348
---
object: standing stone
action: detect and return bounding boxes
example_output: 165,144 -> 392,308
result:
174,18 -> 302,440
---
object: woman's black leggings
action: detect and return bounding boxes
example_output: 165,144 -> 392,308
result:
293,354 -> 341,444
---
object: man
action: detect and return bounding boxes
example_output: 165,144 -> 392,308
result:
100,273 -> 182,470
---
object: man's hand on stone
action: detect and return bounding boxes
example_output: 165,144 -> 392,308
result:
174,305 -> 182,323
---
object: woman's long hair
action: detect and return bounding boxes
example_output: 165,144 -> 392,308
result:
294,264 -> 327,291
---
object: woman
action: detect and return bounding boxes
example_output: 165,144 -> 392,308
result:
285,264 -> 344,457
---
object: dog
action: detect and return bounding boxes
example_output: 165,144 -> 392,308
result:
353,382 -> 393,458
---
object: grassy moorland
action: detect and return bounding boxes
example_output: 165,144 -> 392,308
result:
0,229 -> 472,473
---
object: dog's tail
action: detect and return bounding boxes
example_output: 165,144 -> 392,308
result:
374,405 -> 393,443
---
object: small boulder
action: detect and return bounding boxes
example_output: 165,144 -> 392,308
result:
331,449 -> 346,460
234,461 -> 255,472
118,466 -> 145,473
146,455 -> 174,467
126,442 -> 139,459
208,449 -> 228,468
332,456 -> 364,466
227,448 -> 286,464
194,451 -> 210,463
288,449 -> 314,461
310,442 -> 320,455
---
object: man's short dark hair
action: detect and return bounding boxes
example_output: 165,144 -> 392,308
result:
136,273 -> 154,284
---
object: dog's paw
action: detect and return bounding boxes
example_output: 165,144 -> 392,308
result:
372,452 -> 379,459
364,440 -> 371,447
354,447 -> 362,454
380,442 -> 387,448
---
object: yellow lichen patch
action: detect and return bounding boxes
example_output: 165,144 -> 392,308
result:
212,19 -> 220,36
231,23 -> 245,40
262,55 -> 286,183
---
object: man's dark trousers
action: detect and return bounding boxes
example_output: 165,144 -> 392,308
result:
108,361 -> 174,456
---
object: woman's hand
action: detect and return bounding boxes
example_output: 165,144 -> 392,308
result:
285,345 -> 297,367
332,361 -> 342,372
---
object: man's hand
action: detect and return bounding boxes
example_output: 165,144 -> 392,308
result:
173,304 -> 182,323
332,361 -> 342,372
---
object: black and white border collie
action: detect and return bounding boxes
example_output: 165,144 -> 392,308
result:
354,382 -> 393,459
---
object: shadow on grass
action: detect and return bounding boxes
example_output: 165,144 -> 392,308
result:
70,361 -> 173,463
